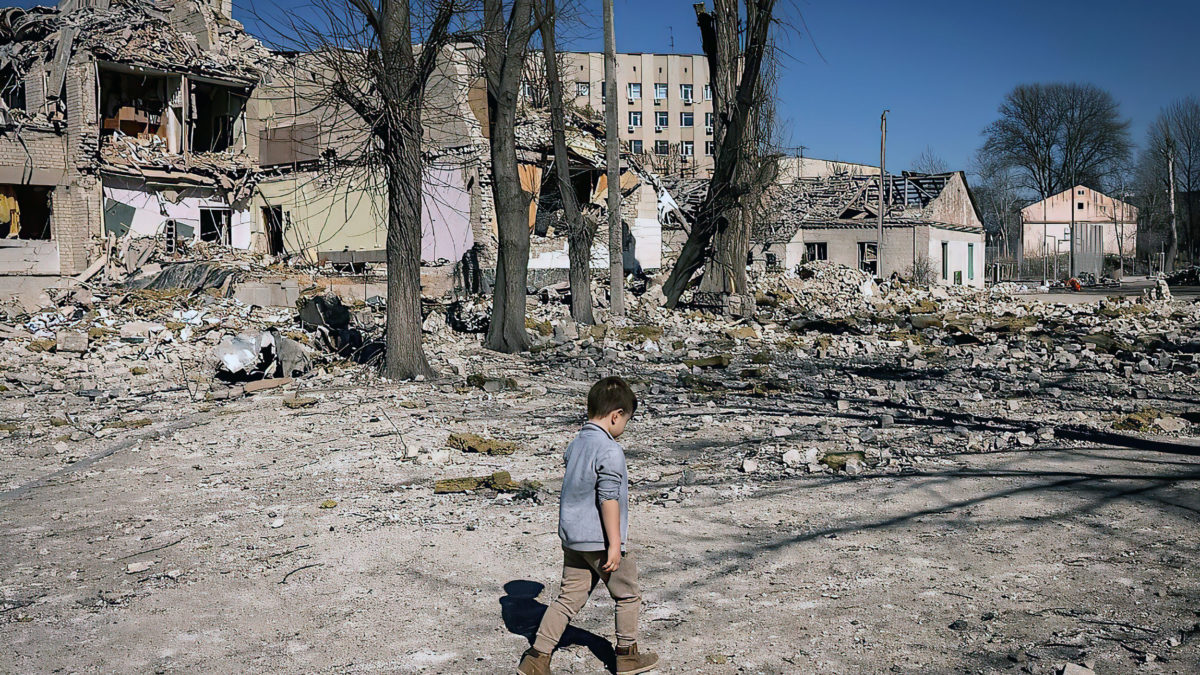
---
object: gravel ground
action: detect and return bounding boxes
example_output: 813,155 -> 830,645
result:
3,336 -> 1199,674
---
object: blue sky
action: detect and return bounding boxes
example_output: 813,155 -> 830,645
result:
17,0 -> 1199,172
550,0 -> 1199,172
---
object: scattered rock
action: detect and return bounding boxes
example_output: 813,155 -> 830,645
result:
446,432 -> 519,455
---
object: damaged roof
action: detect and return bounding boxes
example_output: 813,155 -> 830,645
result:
755,171 -> 983,242
0,0 -> 272,88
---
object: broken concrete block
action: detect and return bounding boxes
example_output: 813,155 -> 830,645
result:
446,432 -> 518,456
243,377 -> 293,394
781,448 -> 802,468
282,396 -> 318,409
125,561 -> 154,574
725,325 -> 757,340
684,354 -> 731,369
820,451 -> 867,472
433,470 -> 540,494
741,458 -> 758,473
56,331 -> 89,353
466,374 -> 519,392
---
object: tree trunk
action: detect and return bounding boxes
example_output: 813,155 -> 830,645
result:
538,0 -> 595,324
662,0 -> 775,309
1167,151 -> 1179,273
382,128 -> 434,379
603,0 -> 624,317
485,95 -> 533,353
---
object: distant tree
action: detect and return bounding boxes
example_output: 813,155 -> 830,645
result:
911,146 -> 949,174
981,83 -> 1132,200
1133,146 -> 1173,270
1147,97 -> 1200,267
970,151 -> 1021,259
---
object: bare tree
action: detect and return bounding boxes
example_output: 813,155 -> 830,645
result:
534,0 -> 596,324
662,0 -> 778,310
970,150 -> 1022,259
1149,97 -> 1200,266
481,0 -> 539,353
982,83 -> 1132,199
1134,146 -> 1172,271
268,0 -> 460,379
911,146 -> 949,174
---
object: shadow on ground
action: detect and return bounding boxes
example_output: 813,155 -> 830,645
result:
500,580 -> 617,673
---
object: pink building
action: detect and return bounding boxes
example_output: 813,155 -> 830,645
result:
1021,186 -> 1138,263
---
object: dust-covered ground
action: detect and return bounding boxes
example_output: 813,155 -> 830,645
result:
3,270 -> 1200,673
3,359 -> 1199,672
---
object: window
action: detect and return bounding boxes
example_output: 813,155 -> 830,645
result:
600,81 -> 606,101
967,243 -> 975,280
859,241 -> 878,275
263,206 -> 286,255
1077,202 -> 1084,210
704,112 -> 713,131
765,252 -> 779,269
521,82 -> 534,100
630,139 -> 643,154
1078,189 -> 1084,195
703,84 -> 712,100
680,84 -> 693,101
627,82 -> 641,100
941,241 -> 949,280
628,110 -> 642,127
576,82 -> 589,97
200,208 -> 232,245
654,83 -> 668,100
655,111 -> 668,128
705,141 -> 714,156
805,242 -> 828,261
680,112 -> 694,127
655,140 -> 669,155
681,141 -> 694,156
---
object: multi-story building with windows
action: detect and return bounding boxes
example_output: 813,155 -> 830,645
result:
558,52 -> 714,177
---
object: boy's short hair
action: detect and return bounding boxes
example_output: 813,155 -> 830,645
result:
587,376 -> 637,419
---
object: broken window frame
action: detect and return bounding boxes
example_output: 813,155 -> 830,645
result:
858,241 -> 878,275
804,242 -> 828,262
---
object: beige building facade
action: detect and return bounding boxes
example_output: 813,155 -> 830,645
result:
1020,185 -> 1138,262
558,52 -> 714,177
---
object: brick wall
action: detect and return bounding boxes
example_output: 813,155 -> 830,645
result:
58,59 -> 101,274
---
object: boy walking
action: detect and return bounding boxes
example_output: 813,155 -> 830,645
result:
517,377 -> 660,675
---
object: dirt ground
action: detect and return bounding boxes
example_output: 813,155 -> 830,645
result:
3,335 -> 1199,674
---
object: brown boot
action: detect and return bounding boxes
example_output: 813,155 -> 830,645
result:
615,643 -> 659,674
516,647 -> 552,675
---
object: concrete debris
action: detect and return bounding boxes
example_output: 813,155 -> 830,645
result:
446,433 -> 519,456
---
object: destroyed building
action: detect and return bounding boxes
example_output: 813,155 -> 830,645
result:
0,0 -> 273,277
753,171 -> 986,287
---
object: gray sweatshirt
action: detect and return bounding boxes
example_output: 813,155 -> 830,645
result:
558,422 -> 629,552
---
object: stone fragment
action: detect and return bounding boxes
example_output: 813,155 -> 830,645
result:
684,354 -> 732,369
433,470 -> 540,494
125,561 -> 154,574
244,377 -> 293,394
446,432 -> 519,456
56,331 -> 89,353
781,448 -> 803,467
741,458 -> 759,473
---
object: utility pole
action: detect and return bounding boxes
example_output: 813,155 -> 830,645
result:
1069,182 -> 1076,279
603,0 -> 624,316
877,109 -> 888,278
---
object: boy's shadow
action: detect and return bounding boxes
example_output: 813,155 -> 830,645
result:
500,580 -> 617,673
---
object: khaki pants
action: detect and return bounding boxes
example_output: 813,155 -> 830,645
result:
533,547 -> 642,652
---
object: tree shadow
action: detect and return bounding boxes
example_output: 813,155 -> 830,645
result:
499,580 -> 616,673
